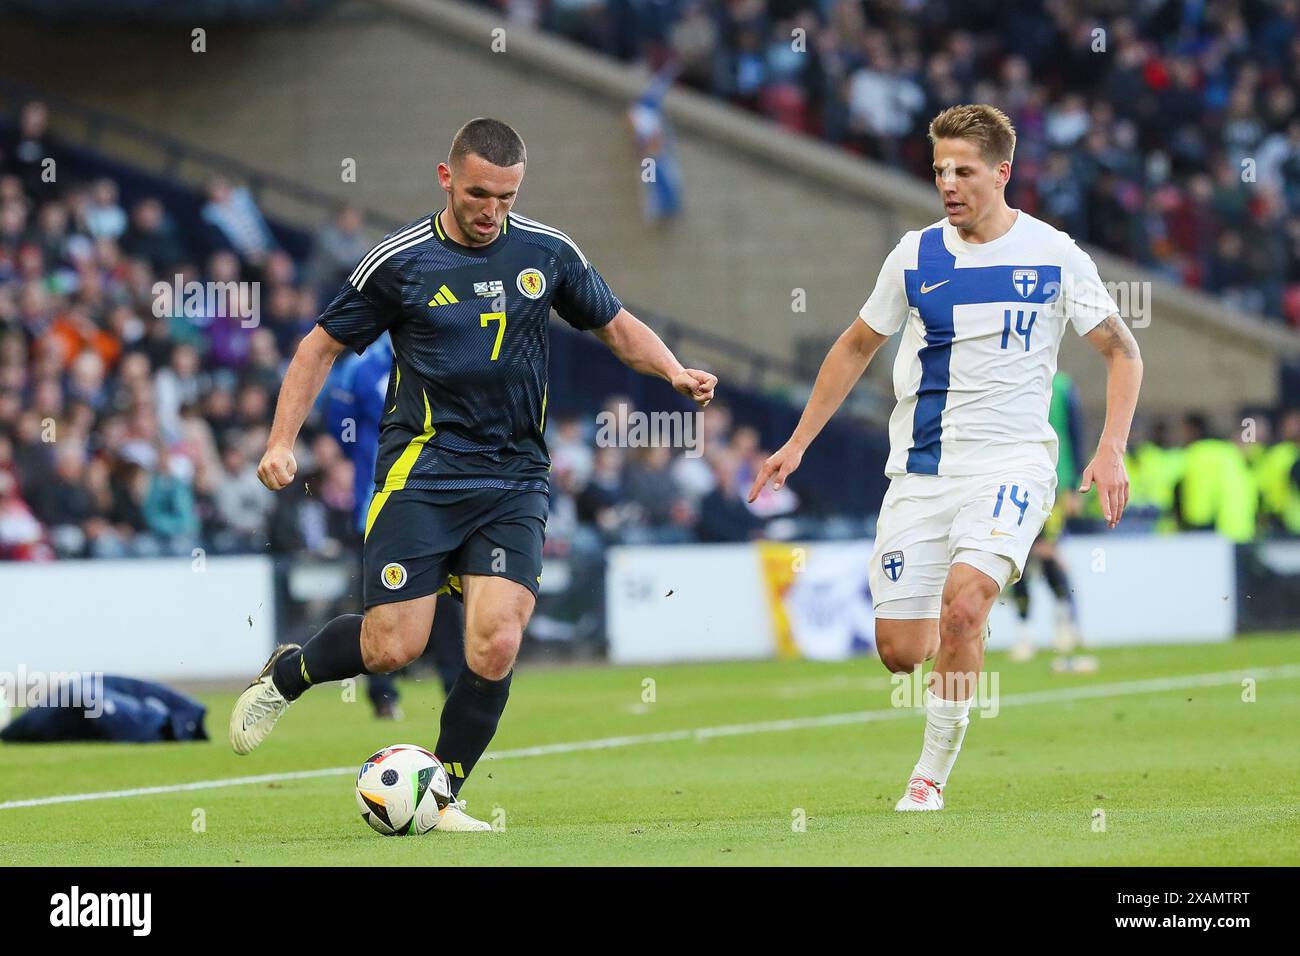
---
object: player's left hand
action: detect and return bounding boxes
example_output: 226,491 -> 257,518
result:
672,369 -> 716,408
1079,445 -> 1128,529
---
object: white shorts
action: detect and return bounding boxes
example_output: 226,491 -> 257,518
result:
869,464 -> 1057,618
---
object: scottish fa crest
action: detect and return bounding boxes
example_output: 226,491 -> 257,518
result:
1012,269 -> 1038,298
882,550 -> 904,582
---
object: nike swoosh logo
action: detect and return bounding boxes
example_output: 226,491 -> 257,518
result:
990,529 -> 1014,537
920,280 -> 950,294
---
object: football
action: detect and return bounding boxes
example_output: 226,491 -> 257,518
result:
354,744 -> 452,836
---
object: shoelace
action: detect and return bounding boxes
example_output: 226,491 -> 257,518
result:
242,684 -> 287,728
907,778 -> 937,803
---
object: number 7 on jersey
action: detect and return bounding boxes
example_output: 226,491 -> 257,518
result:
480,311 -> 506,361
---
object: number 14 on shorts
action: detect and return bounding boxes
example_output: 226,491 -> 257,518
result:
993,483 -> 1029,526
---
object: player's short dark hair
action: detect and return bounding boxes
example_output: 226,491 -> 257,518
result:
929,104 -> 1016,166
449,118 -> 527,169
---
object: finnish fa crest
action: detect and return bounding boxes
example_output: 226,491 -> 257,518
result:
1012,269 -> 1038,298
882,550 -> 904,582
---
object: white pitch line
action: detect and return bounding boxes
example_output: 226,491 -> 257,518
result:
0,768 -> 353,810
2,663 -> 1297,812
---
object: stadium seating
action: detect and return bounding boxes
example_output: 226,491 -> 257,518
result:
470,0 -> 1300,329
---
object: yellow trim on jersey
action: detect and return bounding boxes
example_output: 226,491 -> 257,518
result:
428,284 -> 459,307
381,388 -> 435,492
363,490 -> 390,541
433,210 -> 446,241
539,382 -> 548,434
364,389 -> 436,540
387,363 -> 400,414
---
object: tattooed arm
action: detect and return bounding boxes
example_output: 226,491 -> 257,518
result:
1081,314 -> 1144,528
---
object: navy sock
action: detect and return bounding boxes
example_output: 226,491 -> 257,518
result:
435,668 -> 511,796
272,614 -> 368,701
1011,575 -> 1030,619
1042,556 -> 1073,606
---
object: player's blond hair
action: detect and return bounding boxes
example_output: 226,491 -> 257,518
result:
928,104 -> 1016,166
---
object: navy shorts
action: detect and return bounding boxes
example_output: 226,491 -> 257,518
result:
361,487 -> 548,609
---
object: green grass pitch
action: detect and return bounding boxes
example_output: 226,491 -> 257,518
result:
2,635 -> 1299,866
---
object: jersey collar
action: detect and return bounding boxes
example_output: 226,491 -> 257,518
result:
431,208 -> 509,257
942,209 -> 1023,257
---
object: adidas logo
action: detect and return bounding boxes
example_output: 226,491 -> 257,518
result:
428,284 -> 459,307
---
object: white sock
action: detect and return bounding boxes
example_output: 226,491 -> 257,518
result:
911,688 -> 972,788
1015,616 -> 1034,646
1053,603 -> 1077,654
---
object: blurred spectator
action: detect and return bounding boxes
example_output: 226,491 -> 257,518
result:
212,442 -> 272,551
81,178 -> 128,241
3,101 -> 56,198
307,204 -> 370,292
623,444 -> 686,530
120,198 -> 186,273
697,451 -> 764,542
0,467 -> 49,560
548,412 -> 594,488
154,342 -> 208,443
627,68 -> 684,223
1257,410 -> 1300,534
1175,413 -> 1257,543
201,177 -> 277,269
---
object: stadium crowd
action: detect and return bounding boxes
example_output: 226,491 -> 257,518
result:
477,0 -> 1300,327
1,98 -> 1298,564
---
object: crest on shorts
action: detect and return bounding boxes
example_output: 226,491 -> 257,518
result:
381,562 -> 407,590
1012,269 -> 1038,298
882,550 -> 904,582
516,268 -> 546,299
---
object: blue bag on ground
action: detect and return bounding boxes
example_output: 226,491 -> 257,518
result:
0,675 -> 208,743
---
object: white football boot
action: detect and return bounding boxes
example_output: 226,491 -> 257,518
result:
895,776 -> 944,812
1051,607 -> 1098,673
1052,654 -> 1100,674
434,798 -> 493,832
229,644 -> 298,755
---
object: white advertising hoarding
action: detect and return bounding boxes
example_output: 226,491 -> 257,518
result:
607,533 -> 1235,664
0,556 -> 277,680
606,544 -> 772,663
990,531 -> 1236,648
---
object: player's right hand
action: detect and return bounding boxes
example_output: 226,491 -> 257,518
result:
257,444 -> 297,491
747,442 -> 803,503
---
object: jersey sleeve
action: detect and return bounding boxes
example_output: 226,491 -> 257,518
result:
317,253 -> 405,355
858,240 -> 911,336
552,248 -> 622,332
1059,240 -> 1119,336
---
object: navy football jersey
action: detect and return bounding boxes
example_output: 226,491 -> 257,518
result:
317,210 -> 622,492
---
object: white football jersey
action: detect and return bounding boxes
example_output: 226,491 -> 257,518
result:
859,211 -> 1117,477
